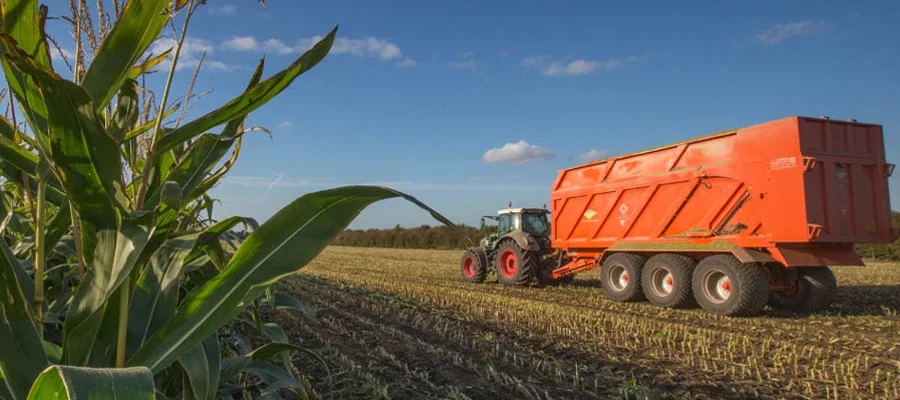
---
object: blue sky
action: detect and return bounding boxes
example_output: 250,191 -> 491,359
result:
43,0 -> 900,229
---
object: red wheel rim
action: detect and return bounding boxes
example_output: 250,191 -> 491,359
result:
499,250 -> 518,279
462,256 -> 476,278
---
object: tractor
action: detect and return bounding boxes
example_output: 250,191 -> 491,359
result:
459,203 -> 573,286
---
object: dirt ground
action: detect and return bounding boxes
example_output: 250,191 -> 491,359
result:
278,246 -> 900,400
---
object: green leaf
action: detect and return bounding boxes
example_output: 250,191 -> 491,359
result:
128,47 -> 172,79
0,239 -> 48,400
0,135 -> 38,176
61,219 -> 154,366
269,293 -> 315,320
127,185 -> 456,373
109,78 -> 140,142
127,232 -> 200,357
261,323 -> 288,344
42,340 -> 62,364
0,1 -> 53,154
159,181 -> 182,209
0,34 -> 129,231
25,365 -> 155,400
122,104 -> 180,143
155,59 -> 264,205
178,334 -> 220,400
81,0 -> 171,111
241,361 -> 306,399
153,26 -> 338,154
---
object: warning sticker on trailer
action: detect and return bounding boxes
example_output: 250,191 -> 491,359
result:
769,157 -> 797,170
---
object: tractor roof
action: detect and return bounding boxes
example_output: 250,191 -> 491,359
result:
497,207 -> 547,215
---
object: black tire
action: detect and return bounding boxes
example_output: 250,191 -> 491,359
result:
495,240 -> 537,286
641,253 -> 697,309
601,253 -> 647,302
768,266 -> 837,313
460,248 -> 488,283
537,257 -> 575,286
692,254 -> 770,317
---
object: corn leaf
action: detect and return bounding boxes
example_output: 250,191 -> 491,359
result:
128,47 -> 172,79
127,232 -> 200,357
0,1 -> 53,154
153,26 -> 337,154
122,104 -> 180,142
81,0 -> 171,111
61,219 -> 154,366
109,78 -> 140,142
178,335 -> 220,400
241,361 -> 306,399
25,365 -> 155,400
0,135 -> 38,175
126,185 -> 456,373
0,240 -> 48,400
154,59 -> 265,206
0,34 -> 129,230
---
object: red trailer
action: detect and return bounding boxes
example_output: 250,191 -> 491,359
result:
547,116 -> 896,316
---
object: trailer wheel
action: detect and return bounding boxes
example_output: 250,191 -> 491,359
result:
692,255 -> 769,317
495,240 -> 536,286
769,266 -> 837,313
601,253 -> 647,302
642,253 -> 697,309
460,248 -> 488,283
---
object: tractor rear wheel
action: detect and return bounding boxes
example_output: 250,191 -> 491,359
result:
495,240 -> 537,286
460,248 -> 488,283
692,255 -> 770,317
641,253 -> 697,309
601,253 -> 647,302
768,266 -> 836,314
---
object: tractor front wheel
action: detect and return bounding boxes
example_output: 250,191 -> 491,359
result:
460,248 -> 488,283
495,241 -> 537,286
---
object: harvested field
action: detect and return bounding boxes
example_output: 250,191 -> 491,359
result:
279,246 -> 900,400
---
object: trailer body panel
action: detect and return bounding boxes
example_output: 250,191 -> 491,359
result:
550,116 -> 894,267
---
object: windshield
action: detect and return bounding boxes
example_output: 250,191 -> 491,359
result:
522,212 -> 549,236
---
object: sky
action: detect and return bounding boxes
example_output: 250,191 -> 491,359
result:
40,0 -> 900,229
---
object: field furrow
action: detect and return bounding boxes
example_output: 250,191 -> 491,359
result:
283,246 -> 900,399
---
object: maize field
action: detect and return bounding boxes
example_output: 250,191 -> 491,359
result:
275,246 -> 900,400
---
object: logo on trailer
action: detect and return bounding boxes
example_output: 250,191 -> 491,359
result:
583,209 -> 597,219
619,203 -> 629,214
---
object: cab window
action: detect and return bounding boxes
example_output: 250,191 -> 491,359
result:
497,214 -> 511,234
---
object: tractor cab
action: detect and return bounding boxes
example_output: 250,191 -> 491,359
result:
494,207 -> 550,237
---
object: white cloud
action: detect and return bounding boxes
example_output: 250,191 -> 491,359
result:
222,36 -> 294,55
222,34 -> 417,67
448,52 -> 479,70
396,57 -> 418,68
207,4 -> 236,15
149,36 -> 237,72
578,149 -> 609,161
277,121 -> 293,129
221,175 -> 546,191
482,140 -> 554,166
523,54 -> 642,77
754,20 -> 829,45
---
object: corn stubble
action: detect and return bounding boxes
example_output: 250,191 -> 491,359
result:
285,246 -> 900,400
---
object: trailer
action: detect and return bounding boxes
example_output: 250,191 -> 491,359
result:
460,116 -> 896,317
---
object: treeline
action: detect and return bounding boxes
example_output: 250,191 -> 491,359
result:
331,224 -> 486,250
854,211 -> 900,261
326,211 -> 900,261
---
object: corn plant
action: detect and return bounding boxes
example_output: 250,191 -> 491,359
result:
0,0 -> 458,398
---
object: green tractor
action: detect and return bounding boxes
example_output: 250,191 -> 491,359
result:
460,204 -> 573,286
